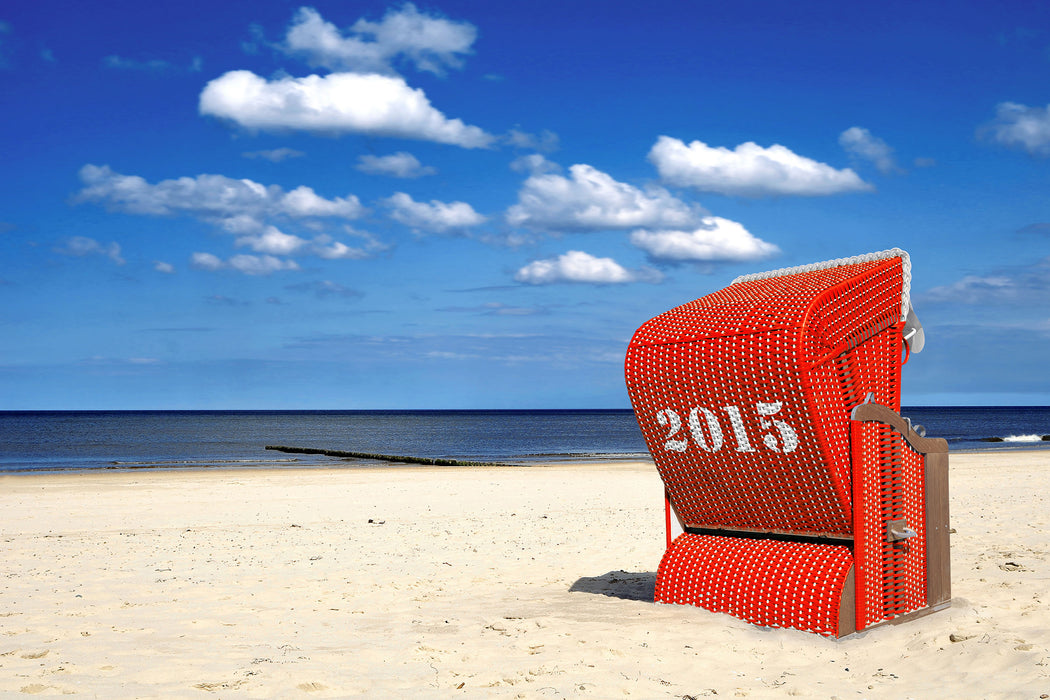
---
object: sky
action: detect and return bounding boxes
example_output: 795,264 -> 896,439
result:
2,0 -> 1050,410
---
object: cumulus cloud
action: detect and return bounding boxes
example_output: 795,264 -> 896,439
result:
235,226 -> 307,255
199,70 -> 493,148
629,217 -> 779,264
234,225 -> 387,260
648,135 -> 872,197
356,151 -> 436,178
154,261 -> 175,274
192,252 -> 300,276
55,236 -> 125,265
242,147 -> 304,162
75,164 -> 364,230
515,250 -> 662,285
839,127 -> 900,174
983,102 -> 1050,156
317,228 -> 390,259
384,192 -> 486,233
282,5 -> 476,76
76,165 -> 383,272
507,163 -> 700,232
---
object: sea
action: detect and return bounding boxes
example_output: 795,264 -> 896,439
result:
1,407 -> 1049,474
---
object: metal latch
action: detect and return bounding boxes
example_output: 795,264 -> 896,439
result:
887,519 -> 917,542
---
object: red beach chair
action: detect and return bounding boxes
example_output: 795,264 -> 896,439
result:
625,249 -> 950,637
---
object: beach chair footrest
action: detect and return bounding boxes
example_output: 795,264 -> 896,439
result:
655,533 -> 855,637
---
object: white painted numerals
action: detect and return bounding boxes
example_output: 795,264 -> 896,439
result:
755,401 -> 799,453
655,402 -> 799,454
656,408 -> 689,452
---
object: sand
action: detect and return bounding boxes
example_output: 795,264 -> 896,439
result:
2,452 -> 1049,698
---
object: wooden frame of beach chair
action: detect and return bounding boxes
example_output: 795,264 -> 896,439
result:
625,249 -> 950,637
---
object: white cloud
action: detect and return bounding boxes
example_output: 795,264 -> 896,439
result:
505,128 -> 559,152
242,147 -> 305,162
320,227 -> 389,259
506,163 -> 700,231
229,255 -> 299,275
839,127 -> 900,174
191,252 -> 223,271
313,239 -> 372,260
919,258 -> 1050,305
76,166 -> 383,270
356,151 -> 436,178
75,164 -> 363,230
192,252 -> 300,276
515,250 -> 662,285
282,5 -> 476,76
648,135 -> 873,196
281,185 -> 361,217
629,217 -> 780,264
234,225 -> 387,260
922,275 -> 1016,304
199,70 -> 493,148
384,192 -> 486,233
154,261 -> 175,274
510,154 -> 560,175
235,226 -> 308,255
984,102 -> 1050,156
55,236 -> 125,265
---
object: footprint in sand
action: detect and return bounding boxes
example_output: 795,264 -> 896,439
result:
297,682 -> 328,692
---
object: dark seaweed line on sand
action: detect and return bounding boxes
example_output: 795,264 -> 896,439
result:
265,445 -> 505,467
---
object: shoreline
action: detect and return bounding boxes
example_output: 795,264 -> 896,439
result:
3,451 -> 1049,697
4,441 -> 1050,477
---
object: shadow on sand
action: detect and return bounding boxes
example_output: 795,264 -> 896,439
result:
569,570 -> 657,603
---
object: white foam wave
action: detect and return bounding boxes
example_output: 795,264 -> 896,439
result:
1003,434 -> 1044,443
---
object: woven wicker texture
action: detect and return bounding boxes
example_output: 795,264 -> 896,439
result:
626,256 -> 905,536
851,419 -> 928,629
655,533 -> 854,637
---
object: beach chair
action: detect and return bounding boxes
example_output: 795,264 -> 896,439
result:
625,249 -> 950,637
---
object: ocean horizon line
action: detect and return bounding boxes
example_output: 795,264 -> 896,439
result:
3,404 -> 1050,414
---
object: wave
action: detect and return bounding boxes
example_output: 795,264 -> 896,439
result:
979,434 -> 1050,443
1003,434 -> 1050,443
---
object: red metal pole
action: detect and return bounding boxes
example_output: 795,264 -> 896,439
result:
664,488 -> 672,550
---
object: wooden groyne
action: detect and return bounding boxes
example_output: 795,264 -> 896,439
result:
264,445 -> 504,467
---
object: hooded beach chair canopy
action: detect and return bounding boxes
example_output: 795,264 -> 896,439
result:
625,248 -> 950,637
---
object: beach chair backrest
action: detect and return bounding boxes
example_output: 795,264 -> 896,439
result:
625,249 -> 911,537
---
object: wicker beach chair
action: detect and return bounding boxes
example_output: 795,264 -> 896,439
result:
625,249 -> 950,637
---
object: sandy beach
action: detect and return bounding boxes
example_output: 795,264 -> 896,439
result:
2,452 -> 1049,698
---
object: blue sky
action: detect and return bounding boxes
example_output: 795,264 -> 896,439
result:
2,0 -> 1050,409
